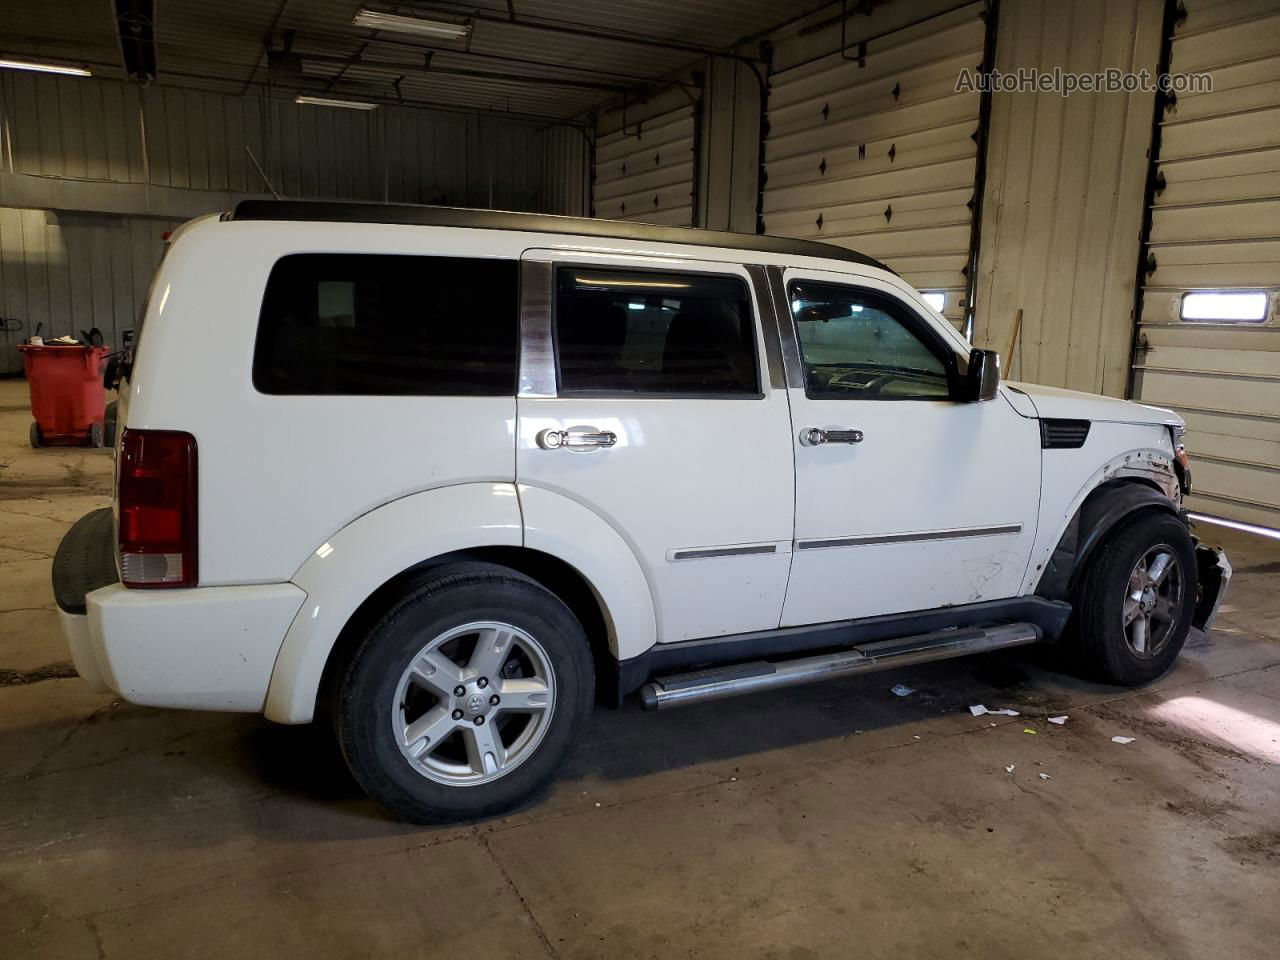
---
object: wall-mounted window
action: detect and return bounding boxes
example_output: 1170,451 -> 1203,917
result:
921,292 -> 946,313
1179,291 -> 1270,324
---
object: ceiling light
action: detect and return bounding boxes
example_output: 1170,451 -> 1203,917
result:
353,8 -> 472,40
295,95 -> 378,110
0,57 -> 91,77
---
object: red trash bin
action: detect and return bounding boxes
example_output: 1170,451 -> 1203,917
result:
18,344 -> 112,447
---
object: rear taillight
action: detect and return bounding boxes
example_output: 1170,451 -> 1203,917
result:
118,429 -> 198,588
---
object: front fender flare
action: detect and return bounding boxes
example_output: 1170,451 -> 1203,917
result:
1035,480 -> 1180,601
264,483 -> 522,724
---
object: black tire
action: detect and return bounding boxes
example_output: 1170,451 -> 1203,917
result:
88,421 -> 105,448
334,563 -> 594,823
29,421 -> 43,448
1075,511 -> 1197,685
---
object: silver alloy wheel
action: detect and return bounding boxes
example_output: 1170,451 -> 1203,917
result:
1121,545 -> 1183,659
391,621 -> 556,786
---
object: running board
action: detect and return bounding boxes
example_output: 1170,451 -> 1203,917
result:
638,622 -> 1042,710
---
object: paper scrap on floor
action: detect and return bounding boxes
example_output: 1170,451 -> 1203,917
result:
1111,736 -> 1136,744
891,684 -> 915,697
1048,715 -> 1068,724
970,704 -> 1020,717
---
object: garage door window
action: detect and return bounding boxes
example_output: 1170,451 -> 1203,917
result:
554,267 -> 759,395
253,254 -> 518,395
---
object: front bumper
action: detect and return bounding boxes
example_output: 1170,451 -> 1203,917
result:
1192,543 -> 1231,631
55,509 -> 306,712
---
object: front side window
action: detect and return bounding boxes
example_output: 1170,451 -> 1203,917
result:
789,282 -> 954,400
253,254 -> 518,395
554,267 -> 759,395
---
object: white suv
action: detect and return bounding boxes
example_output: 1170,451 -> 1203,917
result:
54,201 -> 1230,822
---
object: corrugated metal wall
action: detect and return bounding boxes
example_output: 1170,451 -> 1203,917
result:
0,72 -> 579,209
761,2 -> 987,330
593,103 -> 698,226
972,0 -> 1164,393
0,210 -> 180,367
1131,0 -> 1280,527
0,72 -> 586,372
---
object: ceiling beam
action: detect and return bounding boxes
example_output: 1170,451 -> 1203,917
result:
290,30 -> 700,92
287,50 -> 635,94
375,3 -> 765,62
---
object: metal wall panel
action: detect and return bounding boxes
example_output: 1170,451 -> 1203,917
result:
0,72 -> 579,210
1132,0 -> 1280,527
0,73 -> 587,371
972,0 -> 1163,392
593,104 -> 698,226
0,209 -> 179,374
761,2 -> 986,330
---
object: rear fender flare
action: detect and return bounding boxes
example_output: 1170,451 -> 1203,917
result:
264,483 -> 522,724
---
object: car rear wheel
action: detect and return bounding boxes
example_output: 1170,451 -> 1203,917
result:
333,563 -> 594,823
1075,511 -> 1197,686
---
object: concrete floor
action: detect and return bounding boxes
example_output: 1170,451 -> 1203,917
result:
1,376 -> 1278,959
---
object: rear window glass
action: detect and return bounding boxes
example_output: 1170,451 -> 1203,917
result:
253,254 -> 518,395
555,267 -> 759,395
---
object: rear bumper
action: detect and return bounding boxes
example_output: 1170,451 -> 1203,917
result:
55,509 -> 307,712
1193,544 -> 1231,631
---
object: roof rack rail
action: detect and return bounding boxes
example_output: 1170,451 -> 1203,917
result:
228,200 -> 888,271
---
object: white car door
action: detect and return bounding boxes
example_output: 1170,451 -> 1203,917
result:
773,267 -> 1042,627
516,253 -> 795,643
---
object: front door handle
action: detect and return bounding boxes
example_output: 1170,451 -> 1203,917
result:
537,428 -> 618,451
800,426 -> 864,446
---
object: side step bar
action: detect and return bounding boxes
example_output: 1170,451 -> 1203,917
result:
638,622 -> 1041,710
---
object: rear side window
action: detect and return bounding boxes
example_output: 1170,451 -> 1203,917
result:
253,254 -> 518,395
554,267 -> 759,395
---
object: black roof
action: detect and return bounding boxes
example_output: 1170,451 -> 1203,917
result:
229,200 -> 887,271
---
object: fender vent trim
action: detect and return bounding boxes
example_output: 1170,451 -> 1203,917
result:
1041,418 -> 1091,449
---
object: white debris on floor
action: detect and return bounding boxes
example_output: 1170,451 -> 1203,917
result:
1049,716 -> 1068,724
890,684 -> 916,697
1111,736 -> 1137,745
970,704 -> 1020,717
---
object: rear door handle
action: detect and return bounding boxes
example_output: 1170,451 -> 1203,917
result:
800,427 -> 864,446
537,428 -> 618,450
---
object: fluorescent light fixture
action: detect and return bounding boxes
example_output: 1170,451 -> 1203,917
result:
353,8 -> 472,39
1187,512 -> 1280,542
0,57 -> 91,77
921,291 -> 946,312
1180,291 -> 1268,323
295,95 -> 378,111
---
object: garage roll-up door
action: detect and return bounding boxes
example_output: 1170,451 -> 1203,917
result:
762,2 -> 987,330
593,105 -> 696,227
1131,0 -> 1280,528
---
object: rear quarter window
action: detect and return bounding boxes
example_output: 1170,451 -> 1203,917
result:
252,254 -> 518,396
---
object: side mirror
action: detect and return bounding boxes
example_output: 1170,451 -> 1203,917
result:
961,348 -> 1000,402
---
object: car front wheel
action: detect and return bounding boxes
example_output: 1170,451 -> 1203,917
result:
333,563 -> 594,823
1075,511 -> 1197,685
